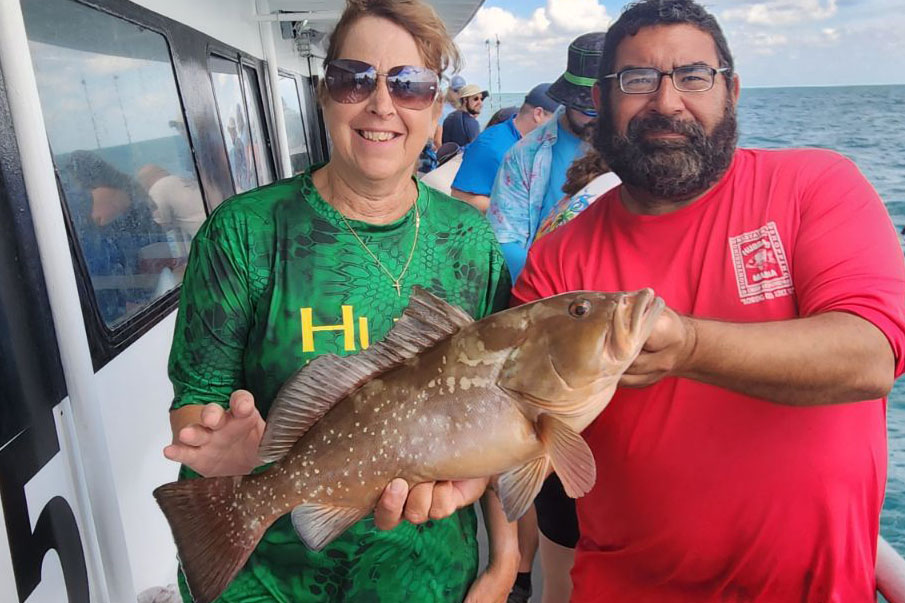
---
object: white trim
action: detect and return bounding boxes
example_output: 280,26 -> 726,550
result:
0,1 -> 135,600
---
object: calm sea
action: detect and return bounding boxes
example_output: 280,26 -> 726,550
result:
486,85 -> 905,551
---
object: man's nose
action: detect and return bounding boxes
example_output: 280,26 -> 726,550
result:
647,76 -> 685,116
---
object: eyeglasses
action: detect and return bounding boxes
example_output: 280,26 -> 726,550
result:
324,59 -> 439,110
603,65 -> 731,94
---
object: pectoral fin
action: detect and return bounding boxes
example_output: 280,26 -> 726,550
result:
495,456 -> 550,522
290,504 -> 369,551
537,414 -> 596,498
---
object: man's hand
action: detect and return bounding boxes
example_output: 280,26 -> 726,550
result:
164,390 -> 266,477
373,477 -> 490,530
620,305 -> 697,388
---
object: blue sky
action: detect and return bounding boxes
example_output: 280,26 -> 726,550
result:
454,0 -> 905,91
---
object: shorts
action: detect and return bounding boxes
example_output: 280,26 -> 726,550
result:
534,473 -> 579,548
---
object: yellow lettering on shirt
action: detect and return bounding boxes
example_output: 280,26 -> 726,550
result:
300,305 -> 357,352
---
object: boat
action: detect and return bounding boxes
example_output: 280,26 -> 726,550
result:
0,1 -> 483,601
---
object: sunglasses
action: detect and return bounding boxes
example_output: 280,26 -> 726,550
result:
324,59 -> 440,110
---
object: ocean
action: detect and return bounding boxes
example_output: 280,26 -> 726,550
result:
485,85 -> 905,551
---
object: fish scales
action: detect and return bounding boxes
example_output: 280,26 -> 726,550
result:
154,286 -> 664,603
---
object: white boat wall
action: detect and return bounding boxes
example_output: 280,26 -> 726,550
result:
0,1 -> 483,602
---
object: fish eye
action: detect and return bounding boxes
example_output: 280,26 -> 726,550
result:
569,299 -> 591,318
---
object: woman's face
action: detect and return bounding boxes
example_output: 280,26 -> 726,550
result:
322,16 -> 440,184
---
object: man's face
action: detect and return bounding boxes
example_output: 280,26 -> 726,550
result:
594,24 -> 740,201
464,95 -> 483,116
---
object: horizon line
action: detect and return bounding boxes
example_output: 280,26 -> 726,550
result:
487,82 -> 905,94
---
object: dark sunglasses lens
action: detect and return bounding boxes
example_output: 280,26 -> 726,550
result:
325,59 -> 376,104
387,66 -> 438,109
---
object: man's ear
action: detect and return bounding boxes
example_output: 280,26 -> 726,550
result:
533,106 -> 546,123
592,82 -> 603,113
730,72 -> 741,106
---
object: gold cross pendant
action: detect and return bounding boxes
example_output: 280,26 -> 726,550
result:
393,281 -> 402,296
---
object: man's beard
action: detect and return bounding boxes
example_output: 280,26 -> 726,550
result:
594,99 -> 738,201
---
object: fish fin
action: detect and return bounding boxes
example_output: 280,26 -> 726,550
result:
153,477 -> 271,603
537,414 -> 596,498
259,287 -> 473,463
496,456 -> 550,522
290,503 -> 369,551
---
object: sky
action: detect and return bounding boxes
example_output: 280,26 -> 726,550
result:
453,0 -> 905,92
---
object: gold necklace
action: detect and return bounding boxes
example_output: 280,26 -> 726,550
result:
337,199 -> 420,296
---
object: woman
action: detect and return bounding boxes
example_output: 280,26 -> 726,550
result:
163,1 -> 516,601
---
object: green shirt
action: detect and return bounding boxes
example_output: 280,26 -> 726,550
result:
169,167 -> 510,602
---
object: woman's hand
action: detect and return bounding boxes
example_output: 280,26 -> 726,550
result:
464,564 -> 518,603
373,477 -> 490,530
164,390 -> 266,477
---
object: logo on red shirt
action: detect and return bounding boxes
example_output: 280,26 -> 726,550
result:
729,221 -> 794,304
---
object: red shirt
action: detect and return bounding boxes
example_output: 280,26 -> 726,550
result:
514,149 -> 905,602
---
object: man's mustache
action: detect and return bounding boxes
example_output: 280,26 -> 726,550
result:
627,114 -> 706,142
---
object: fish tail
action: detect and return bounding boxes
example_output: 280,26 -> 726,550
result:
153,476 -> 272,603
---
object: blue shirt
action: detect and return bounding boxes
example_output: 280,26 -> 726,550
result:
451,116 -> 521,196
539,125 -> 582,225
442,110 -> 481,147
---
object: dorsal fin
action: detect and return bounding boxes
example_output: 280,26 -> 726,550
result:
258,287 -> 473,463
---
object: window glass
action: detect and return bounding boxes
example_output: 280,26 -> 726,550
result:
298,75 -> 326,165
243,66 -> 274,185
279,76 -> 311,174
23,0 -> 207,328
210,56 -> 258,194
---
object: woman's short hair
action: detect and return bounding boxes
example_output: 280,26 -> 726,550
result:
325,0 -> 462,75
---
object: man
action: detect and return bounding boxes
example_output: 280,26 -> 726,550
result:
514,0 -> 905,601
442,84 -> 488,147
451,83 -> 559,212
488,32 -> 615,282
136,164 -> 206,245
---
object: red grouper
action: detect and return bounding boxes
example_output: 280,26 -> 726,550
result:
154,286 -> 664,602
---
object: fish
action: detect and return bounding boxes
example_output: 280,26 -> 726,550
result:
153,286 -> 664,603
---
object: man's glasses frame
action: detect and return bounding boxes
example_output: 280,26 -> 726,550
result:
603,65 -> 732,95
324,59 -> 440,110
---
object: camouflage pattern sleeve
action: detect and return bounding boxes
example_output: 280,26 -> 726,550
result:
168,204 -> 262,411
475,221 -> 512,319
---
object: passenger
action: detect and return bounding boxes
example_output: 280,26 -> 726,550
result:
487,32 -> 613,282
441,74 -> 466,121
430,74 -> 466,150
513,0 -> 905,600
163,1 -> 517,602
450,84 -> 558,212
533,129 -> 620,241
441,83 -> 487,147
65,150 -> 166,324
136,164 -> 206,245
485,105 -> 519,129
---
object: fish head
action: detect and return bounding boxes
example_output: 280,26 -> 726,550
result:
499,289 -> 664,418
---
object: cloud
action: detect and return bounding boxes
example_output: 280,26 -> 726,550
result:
454,0 -> 612,91
721,0 -> 838,25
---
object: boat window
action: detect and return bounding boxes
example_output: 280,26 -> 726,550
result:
243,65 -> 274,186
210,56 -> 258,194
279,75 -> 312,174
22,0 -> 206,329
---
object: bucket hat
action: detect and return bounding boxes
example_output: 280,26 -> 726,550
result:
457,84 -> 489,100
547,32 -> 606,115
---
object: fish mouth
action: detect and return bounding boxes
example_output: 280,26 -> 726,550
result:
631,288 -> 665,336
610,288 -> 665,362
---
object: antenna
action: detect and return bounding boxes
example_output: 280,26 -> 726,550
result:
495,35 -> 502,107
485,39 -> 493,111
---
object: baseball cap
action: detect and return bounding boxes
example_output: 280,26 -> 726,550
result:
524,83 -> 560,113
450,75 -> 467,92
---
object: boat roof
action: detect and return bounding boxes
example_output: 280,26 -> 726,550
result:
268,0 -> 484,37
